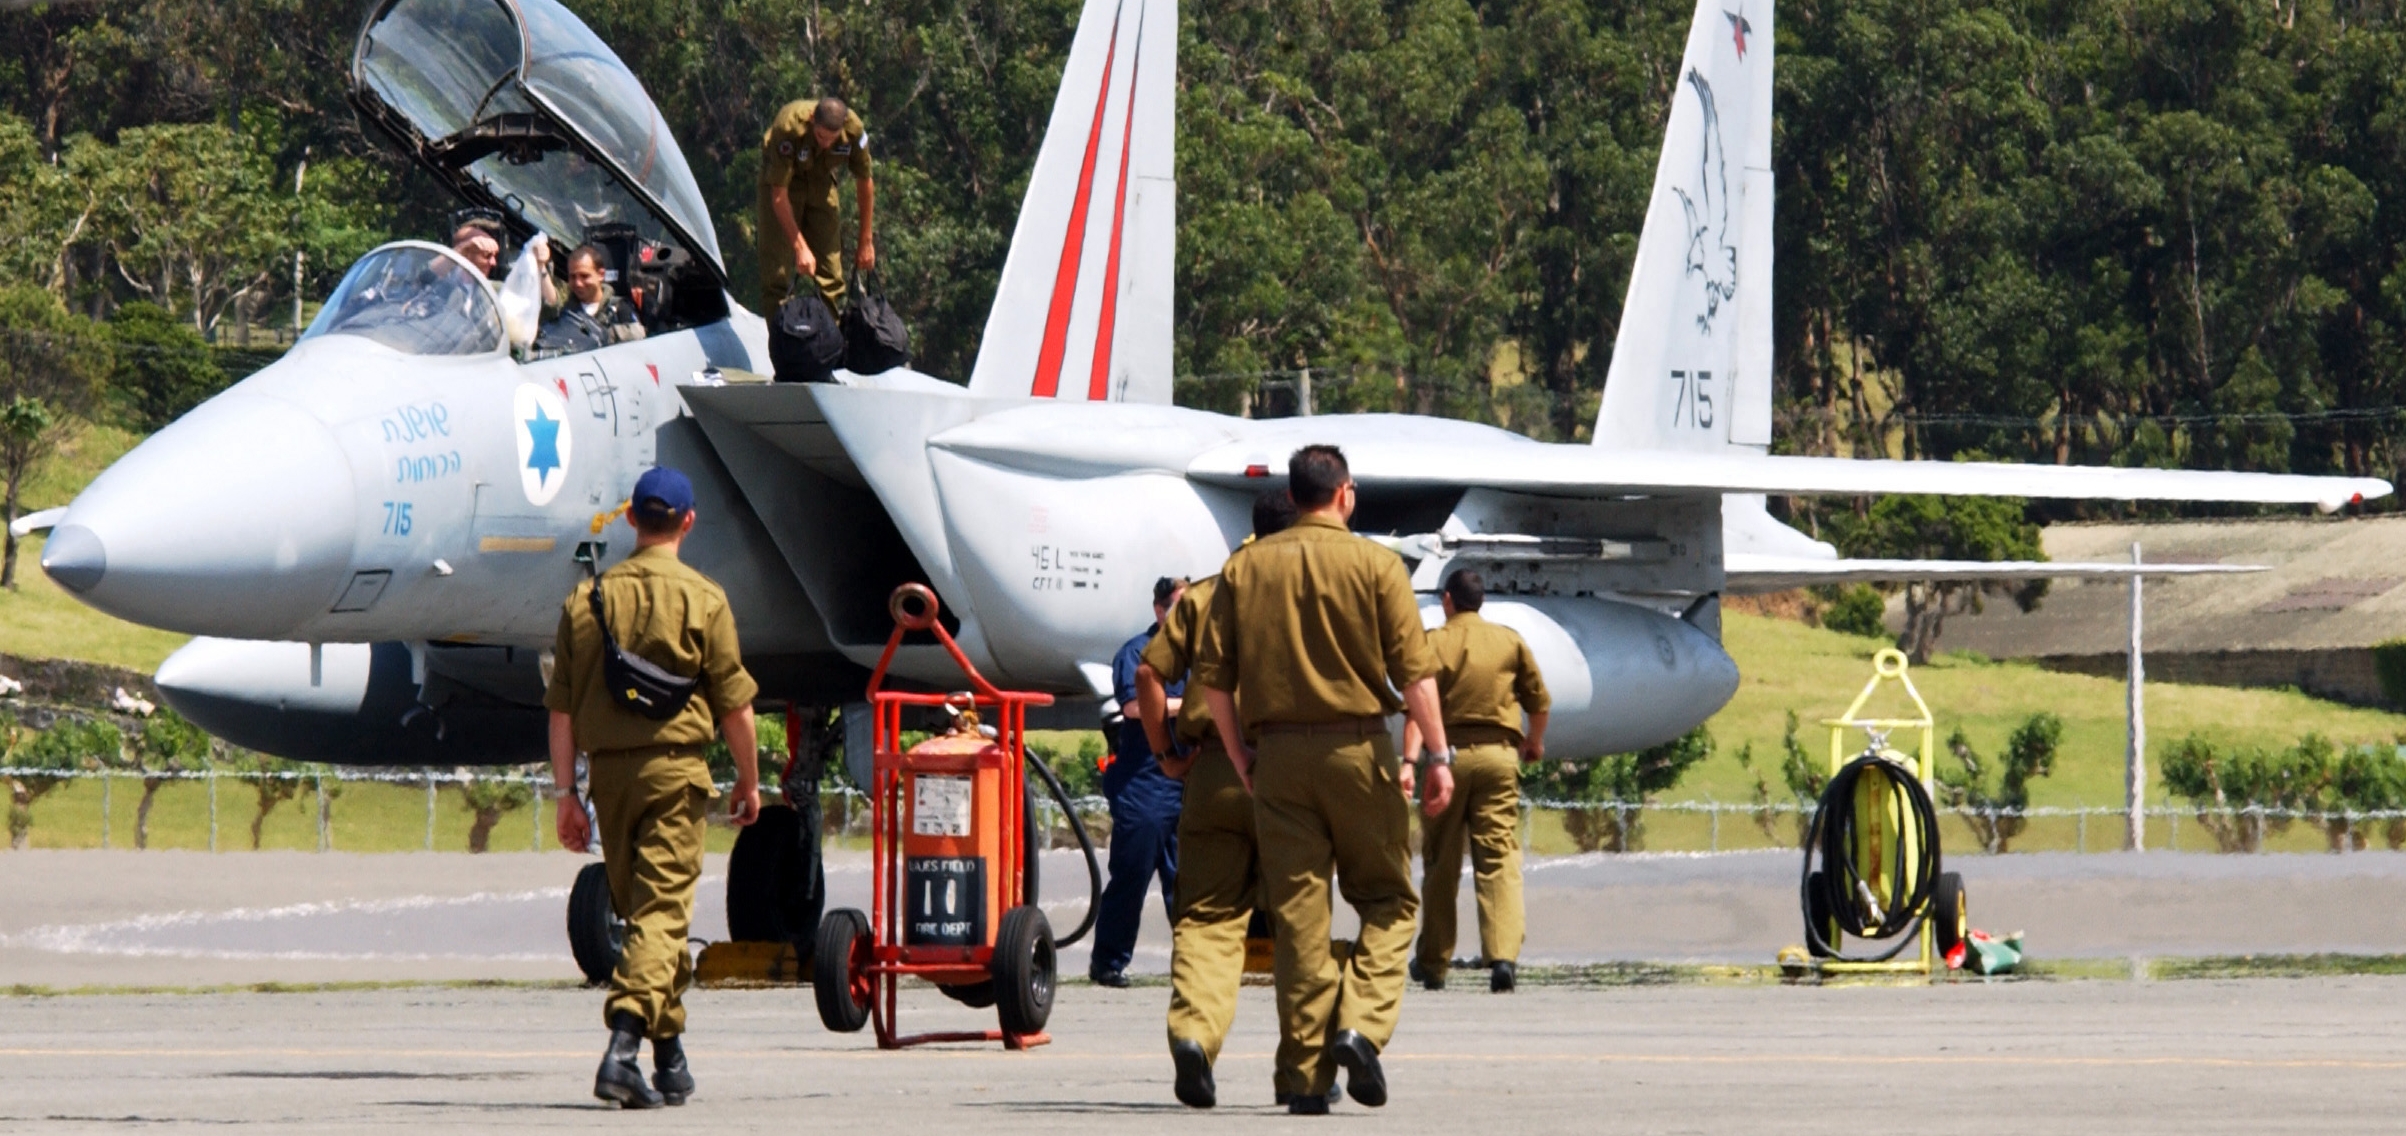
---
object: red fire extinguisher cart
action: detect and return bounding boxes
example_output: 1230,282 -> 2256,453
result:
813,584 -> 1060,1050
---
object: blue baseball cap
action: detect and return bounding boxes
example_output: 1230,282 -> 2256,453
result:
630,467 -> 695,523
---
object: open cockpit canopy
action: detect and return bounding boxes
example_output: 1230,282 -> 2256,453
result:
351,0 -> 723,286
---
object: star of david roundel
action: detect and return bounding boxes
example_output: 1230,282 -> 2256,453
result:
513,382 -> 574,506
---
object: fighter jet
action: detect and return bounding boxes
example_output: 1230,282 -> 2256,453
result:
20,0 -> 2388,773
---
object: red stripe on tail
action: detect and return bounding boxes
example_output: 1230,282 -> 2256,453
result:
1086,19 -> 1144,401
1030,9 -> 1123,399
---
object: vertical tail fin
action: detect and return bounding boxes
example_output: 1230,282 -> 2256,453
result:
1593,0 -> 1774,452
968,0 -> 1176,404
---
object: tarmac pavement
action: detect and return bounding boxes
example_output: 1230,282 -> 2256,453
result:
5,978 -> 2405,1133
8,847 -> 2406,989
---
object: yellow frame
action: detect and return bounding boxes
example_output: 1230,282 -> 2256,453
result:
1816,648 -> 1937,976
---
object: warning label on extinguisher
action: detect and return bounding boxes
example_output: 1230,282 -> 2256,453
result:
905,856 -> 987,945
912,774 -> 973,837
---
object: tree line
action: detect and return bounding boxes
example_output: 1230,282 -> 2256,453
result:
4,0 -> 2405,626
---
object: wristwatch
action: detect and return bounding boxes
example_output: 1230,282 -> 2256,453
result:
1419,747 -> 1456,770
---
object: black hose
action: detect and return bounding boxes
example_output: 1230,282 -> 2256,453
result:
1801,753 -> 1943,963
1023,747 -> 1103,948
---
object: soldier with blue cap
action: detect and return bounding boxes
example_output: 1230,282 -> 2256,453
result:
547,466 -> 761,1109
1089,575 -> 1190,987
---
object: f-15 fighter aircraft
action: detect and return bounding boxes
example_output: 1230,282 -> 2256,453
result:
22,0 -> 2387,773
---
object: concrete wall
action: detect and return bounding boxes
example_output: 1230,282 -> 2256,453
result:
2038,648 -> 2390,709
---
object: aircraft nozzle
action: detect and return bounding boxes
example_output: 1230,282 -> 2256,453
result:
46,393 -> 357,638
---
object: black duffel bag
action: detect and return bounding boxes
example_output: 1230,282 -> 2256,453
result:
842,270 -> 911,374
769,289 -> 845,383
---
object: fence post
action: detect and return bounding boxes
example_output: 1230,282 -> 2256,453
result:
1708,802 -> 1720,853
2169,809 -> 2179,852
2077,809 -> 2087,854
425,771 -> 436,851
100,772 -> 111,850
315,773 -> 329,852
532,775 -> 543,852
207,761 -> 218,853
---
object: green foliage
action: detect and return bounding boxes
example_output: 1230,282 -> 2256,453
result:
1824,496 -> 2047,661
1938,712 -> 2062,853
106,302 -> 224,431
1523,726 -> 1712,852
1028,732 -> 1107,801
2160,733 -> 2334,852
1819,585 -> 1888,639
2374,640 -> 2406,710
455,766 -> 536,854
0,283 -> 110,588
218,749 -> 302,851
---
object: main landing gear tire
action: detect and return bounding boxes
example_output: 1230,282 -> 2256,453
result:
1932,871 -> 1968,957
814,908 -> 874,1033
993,905 -> 1057,1036
567,861 -> 626,987
726,803 -> 826,974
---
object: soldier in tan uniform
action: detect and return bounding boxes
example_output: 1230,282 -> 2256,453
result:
757,96 -> 875,311
1403,569 -> 1549,994
1139,490 -> 1308,1110
548,467 -> 762,1109
1194,445 -> 1455,1115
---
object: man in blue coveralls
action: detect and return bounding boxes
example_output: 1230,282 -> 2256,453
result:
1091,576 -> 1190,986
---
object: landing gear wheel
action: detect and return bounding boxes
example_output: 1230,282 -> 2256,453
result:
992,905 -> 1056,1036
726,803 -> 826,972
1932,871 -> 1967,958
813,908 -> 874,1033
1803,869 -> 1838,959
567,862 -> 626,987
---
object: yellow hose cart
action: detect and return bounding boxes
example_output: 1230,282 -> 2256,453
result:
1797,649 -> 1968,975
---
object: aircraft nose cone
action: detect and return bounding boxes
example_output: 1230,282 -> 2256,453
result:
51,393 -> 357,638
39,524 -> 106,592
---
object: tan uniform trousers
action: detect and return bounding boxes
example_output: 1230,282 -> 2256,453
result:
1166,744 -> 1313,1097
1415,741 -> 1525,970
757,204 -> 847,310
1255,729 -> 1417,1096
590,749 -> 714,1038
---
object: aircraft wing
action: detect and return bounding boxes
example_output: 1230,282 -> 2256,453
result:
1188,442 -> 2391,510
1723,554 -> 2263,594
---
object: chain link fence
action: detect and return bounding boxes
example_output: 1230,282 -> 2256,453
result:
11,764 -> 2406,856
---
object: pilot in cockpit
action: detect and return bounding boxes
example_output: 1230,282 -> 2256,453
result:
451,215 -> 561,312
535,244 -> 648,354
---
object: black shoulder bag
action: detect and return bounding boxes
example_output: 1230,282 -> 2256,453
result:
587,566 -> 701,721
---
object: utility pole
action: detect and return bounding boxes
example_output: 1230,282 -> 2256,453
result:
2126,541 -> 2145,852
292,148 -> 310,337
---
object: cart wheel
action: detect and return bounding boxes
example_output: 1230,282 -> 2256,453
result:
1932,872 -> 1967,957
1803,869 -> 1837,959
567,862 -> 625,986
992,905 -> 1056,1036
814,908 -> 874,1033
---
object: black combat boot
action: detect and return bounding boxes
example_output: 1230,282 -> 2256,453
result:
1491,959 -> 1517,993
1326,1029 -> 1387,1107
1169,1038 -> 1215,1108
1408,957 -> 1444,991
593,1012 -> 664,1109
652,1033 -> 694,1106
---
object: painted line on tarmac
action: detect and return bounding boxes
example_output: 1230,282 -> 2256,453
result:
6,1047 -> 2403,1071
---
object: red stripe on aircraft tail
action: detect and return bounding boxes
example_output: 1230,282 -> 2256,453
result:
1030,10 -> 1123,399
1086,19 -> 1144,402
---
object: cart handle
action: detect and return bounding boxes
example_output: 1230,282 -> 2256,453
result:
890,583 -> 941,631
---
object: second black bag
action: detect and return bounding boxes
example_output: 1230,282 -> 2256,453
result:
769,290 -> 845,383
842,271 -> 911,374
587,571 -> 699,721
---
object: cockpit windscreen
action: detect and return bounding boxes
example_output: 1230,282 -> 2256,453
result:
355,0 -> 722,276
302,244 -> 505,356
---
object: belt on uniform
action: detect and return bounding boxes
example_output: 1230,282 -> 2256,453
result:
1255,716 -> 1388,738
586,743 -> 710,762
1445,723 -> 1522,747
